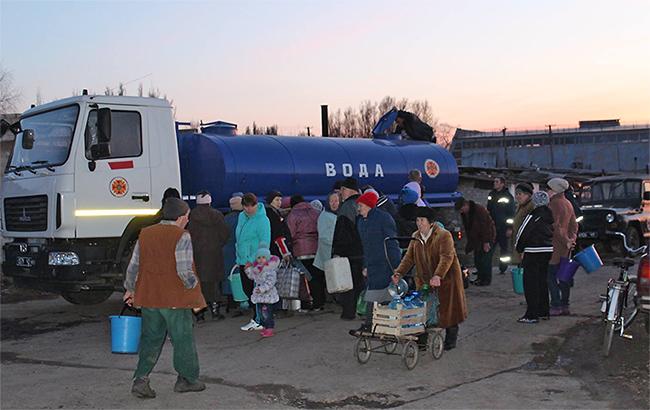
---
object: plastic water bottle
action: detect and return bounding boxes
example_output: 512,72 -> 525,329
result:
411,291 -> 424,308
388,296 -> 403,309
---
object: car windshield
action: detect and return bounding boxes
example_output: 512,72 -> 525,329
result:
7,105 -> 79,171
582,180 -> 641,208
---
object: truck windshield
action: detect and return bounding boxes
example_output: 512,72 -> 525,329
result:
7,105 -> 79,171
582,181 -> 641,208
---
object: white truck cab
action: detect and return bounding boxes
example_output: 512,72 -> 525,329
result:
1,95 -> 180,304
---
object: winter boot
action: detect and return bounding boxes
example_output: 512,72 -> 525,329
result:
444,326 -> 459,351
131,377 -> 156,399
174,376 -> 206,393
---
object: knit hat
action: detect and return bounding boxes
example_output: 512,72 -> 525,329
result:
532,191 -> 550,208
161,187 -> 180,206
256,243 -> 271,259
400,187 -> 419,205
515,183 -> 534,196
310,199 -> 324,212
547,178 -> 569,193
196,191 -> 212,205
266,190 -> 282,205
162,197 -> 189,220
356,191 -> 379,208
229,192 -> 243,210
341,177 -> 359,192
363,188 -> 379,196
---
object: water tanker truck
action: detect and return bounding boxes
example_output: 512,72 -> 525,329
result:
1,95 -> 459,304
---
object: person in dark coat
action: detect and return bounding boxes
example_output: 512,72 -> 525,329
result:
487,177 -> 516,274
515,191 -> 554,323
223,193 -> 243,312
265,191 -> 291,259
352,191 -> 401,333
333,177 -> 363,320
455,198 -> 497,286
187,191 -> 230,321
395,110 -> 435,142
396,187 -> 420,245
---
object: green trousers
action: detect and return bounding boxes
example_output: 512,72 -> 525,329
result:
134,308 -> 199,383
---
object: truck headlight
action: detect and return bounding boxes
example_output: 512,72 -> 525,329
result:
605,213 -> 615,223
48,252 -> 80,266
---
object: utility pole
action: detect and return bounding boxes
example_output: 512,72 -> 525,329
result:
502,127 -> 508,168
546,124 -> 555,169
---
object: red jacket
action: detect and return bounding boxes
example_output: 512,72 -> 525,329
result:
286,202 -> 320,257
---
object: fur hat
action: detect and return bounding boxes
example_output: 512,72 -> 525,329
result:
515,183 -> 534,196
415,206 -> 436,222
229,192 -> 243,211
547,178 -> 569,193
532,191 -> 550,208
266,190 -> 282,205
162,197 -> 189,220
341,177 -> 359,192
356,191 -> 379,208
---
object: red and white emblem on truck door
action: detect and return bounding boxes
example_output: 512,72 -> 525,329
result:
110,177 -> 129,197
424,159 -> 440,178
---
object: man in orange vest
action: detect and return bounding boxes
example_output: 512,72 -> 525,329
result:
123,197 -> 207,399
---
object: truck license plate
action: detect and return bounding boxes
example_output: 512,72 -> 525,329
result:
16,256 -> 35,267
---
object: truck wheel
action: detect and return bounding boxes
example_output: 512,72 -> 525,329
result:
626,227 -> 641,251
61,290 -> 113,305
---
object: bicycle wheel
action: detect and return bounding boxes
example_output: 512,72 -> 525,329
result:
355,337 -> 372,364
603,321 -> 615,357
402,341 -> 419,370
614,282 -> 638,332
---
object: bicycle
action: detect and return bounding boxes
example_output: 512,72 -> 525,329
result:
601,232 -> 647,356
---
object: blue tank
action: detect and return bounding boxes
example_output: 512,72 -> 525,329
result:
177,132 -> 459,209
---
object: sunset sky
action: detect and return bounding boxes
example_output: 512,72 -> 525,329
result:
1,0 -> 649,134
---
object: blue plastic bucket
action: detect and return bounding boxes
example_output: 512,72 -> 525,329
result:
574,245 -> 603,273
556,257 -> 581,282
229,266 -> 249,302
511,267 -> 524,295
110,314 -> 142,354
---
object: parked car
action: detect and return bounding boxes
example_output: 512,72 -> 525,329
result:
578,175 -> 650,253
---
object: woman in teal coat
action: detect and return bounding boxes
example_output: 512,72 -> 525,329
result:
236,193 -> 271,331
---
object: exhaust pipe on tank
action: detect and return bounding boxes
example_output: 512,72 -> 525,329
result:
321,105 -> 329,137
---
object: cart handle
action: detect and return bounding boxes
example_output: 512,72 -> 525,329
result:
384,236 -> 424,274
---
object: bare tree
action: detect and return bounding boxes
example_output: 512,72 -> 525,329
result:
341,107 -> 358,137
137,83 -> 144,97
328,109 -> 343,137
435,123 -> 455,149
0,66 -> 21,113
35,88 -> 43,106
104,86 -> 114,96
377,96 -> 396,114
147,86 -> 160,98
117,82 -> 126,96
357,100 -> 378,137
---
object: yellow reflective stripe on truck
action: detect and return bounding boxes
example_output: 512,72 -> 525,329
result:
75,209 -> 159,217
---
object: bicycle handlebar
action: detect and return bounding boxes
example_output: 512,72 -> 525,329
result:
607,231 -> 648,256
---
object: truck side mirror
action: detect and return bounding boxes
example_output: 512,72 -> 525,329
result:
643,191 -> 650,201
22,129 -> 35,150
97,108 -> 112,143
90,143 -> 111,160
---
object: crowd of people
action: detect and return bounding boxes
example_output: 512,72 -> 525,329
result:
122,172 -> 578,399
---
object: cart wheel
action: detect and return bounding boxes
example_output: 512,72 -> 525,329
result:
384,341 -> 398,354
355,337 -> 372,364
402,341 -> 419,370
428,331 -> 444,360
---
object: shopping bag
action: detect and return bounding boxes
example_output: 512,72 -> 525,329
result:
228,265 -> 249,302
324,257 -> 353,293
424,291 -> 439,327
276,260 -> 300,299
356,290 -> 367,316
